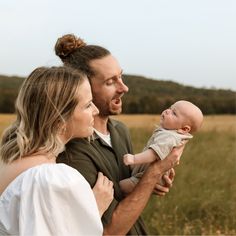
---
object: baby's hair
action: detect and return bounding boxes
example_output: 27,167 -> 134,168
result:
179,100 -> 203,133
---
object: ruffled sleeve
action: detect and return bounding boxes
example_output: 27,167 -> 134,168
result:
0,163 -> 103,236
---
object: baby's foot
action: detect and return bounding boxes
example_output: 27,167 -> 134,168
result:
123,154 -> 135,165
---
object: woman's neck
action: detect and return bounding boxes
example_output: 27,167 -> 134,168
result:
94,115 -> 109,134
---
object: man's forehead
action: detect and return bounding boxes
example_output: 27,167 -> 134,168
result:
92,69 -> 122,83
90,55 -> 121,74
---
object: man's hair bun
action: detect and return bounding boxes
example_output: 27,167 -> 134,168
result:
55,34 -> 86,59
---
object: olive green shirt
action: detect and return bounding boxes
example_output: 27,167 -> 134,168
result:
57,118 -> 147,235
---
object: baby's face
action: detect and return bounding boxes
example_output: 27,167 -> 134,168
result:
160,101 -> 189,130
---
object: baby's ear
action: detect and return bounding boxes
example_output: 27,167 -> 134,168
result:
177,125 -> 191,134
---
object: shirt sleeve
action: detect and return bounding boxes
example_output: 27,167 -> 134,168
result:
19,164 -> 103,236
148,131 -> 181,160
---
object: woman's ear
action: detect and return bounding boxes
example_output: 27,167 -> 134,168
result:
177,125 -> 191,134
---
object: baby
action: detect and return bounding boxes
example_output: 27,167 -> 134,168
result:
120,100 -> 203,194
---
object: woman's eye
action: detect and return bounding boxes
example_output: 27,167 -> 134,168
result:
86,103 -> 92,108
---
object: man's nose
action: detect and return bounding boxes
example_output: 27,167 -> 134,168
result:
117,79 -> 129,93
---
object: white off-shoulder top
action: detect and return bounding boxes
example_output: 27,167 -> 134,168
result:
0,163 -> 102,236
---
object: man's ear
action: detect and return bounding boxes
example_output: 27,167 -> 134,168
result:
177,125 -> 191,134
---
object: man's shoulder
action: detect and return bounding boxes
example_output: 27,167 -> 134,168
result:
108,118 -> 131,138
65,137 -> 89,149
57,138 -> 90,162
109,118 -> 128,130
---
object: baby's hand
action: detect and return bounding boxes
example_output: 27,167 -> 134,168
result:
123,154 -> 135,165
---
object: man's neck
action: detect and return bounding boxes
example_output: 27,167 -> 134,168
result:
94,115 -> 109,134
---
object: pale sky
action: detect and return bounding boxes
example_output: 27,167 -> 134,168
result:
0,0 -> 235,90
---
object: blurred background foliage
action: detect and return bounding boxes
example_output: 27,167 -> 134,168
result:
0,74 -> 235,114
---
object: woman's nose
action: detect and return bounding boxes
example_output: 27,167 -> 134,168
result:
92,103 -> 99,116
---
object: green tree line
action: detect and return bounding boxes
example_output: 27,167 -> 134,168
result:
0,75 -> 24,113
0,74 -> 235,114
122,75 -> 236,114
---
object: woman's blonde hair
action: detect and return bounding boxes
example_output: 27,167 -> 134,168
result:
0,66 -> 86,163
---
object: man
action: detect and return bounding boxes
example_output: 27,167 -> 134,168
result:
55,34 -> 183,235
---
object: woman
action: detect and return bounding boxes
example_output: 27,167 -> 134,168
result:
0,66 -> 114,235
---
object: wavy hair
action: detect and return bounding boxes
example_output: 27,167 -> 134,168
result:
0,66 -> 86,163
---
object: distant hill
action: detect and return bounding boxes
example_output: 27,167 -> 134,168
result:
0,75 -> 24,113
122,75 -> 236,114
0,74 -> 235,114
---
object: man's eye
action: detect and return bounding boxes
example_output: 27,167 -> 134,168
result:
106,79 -> 114,85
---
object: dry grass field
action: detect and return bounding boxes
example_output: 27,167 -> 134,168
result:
114,114 -> 236,235
0,114 -> 236,235
1,114 -> 235,135
0,114 -> 16,136
113,114 -> 236,133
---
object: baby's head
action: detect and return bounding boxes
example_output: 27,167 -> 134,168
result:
160,100 -> 203,134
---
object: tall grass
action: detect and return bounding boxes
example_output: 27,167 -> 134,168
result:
128,124 -> 236,235
0,114 -> 15,135
1,114 -> 236,234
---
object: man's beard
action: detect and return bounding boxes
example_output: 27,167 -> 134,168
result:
94,100 -> 122,117
98,105 -> 122,117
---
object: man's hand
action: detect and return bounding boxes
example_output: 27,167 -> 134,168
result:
153,168 -> 175,196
